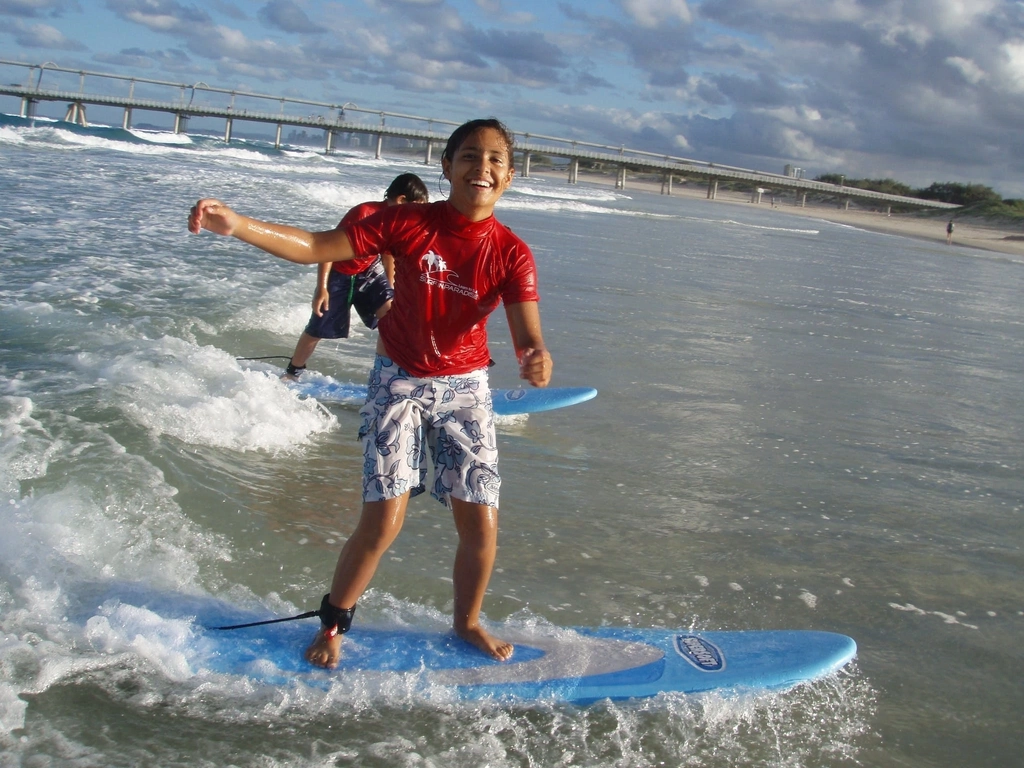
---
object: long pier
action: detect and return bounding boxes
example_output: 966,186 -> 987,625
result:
0,59 -> 958,212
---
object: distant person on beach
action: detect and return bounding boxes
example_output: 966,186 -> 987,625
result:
946,219 -> 955,245
189,118 -> 553,668
284,173 -> 429,379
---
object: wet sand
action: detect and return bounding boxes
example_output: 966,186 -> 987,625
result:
529,168 -> 1024,259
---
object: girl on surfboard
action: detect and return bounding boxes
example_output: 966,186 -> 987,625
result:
189,118 -> 552,667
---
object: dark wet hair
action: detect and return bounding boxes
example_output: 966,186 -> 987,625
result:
441,118 -> 515,171
385,173 -> 429,203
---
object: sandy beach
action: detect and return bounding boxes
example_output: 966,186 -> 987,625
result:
528,168 -> 1024,259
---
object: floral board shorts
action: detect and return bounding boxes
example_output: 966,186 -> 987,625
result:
358,355 -> 500,508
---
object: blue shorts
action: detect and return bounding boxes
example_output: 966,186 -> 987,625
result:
303,259 -> 393,339
358,356 -> 500,508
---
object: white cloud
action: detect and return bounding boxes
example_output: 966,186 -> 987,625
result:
945,56 -> 986,85
0,0 -> 78,17
5,0 -> 1024,195
673,133 -> 692,150
123,10 -> 184,32
619,0 -> 692,28
11,19 -> 84,49
929,0 -> 1003,31
998,40 -> 1024,91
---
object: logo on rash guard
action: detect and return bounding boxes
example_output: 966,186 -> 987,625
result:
419,249 -> 478,299
421,250 -> 448,273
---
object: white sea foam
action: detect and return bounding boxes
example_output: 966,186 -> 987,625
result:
81,337 -> 337,452
697,216 -> 820,235
799,590 -> 818,608
291,179 -> 385,212
499,194 -> 646,217
84,602 -> 197,681
0,394 -> 240,732
38,125 -> 184,156
0,125 -> 27,145
127,128 -> 194,145
511,180 -> 621,203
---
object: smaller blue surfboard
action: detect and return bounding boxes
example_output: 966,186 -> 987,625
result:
489,386 -> 597,415
82,587 -> 856,704
286,374 -> 597,416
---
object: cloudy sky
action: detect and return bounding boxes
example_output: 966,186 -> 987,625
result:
3,0 -> 1024,197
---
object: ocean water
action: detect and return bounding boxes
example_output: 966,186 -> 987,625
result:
1,114 -> 1021,767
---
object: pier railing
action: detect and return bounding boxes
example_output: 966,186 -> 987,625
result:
0,59 -> 958,211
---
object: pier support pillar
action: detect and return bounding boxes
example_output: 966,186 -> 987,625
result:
844,198 -> 850,210
751,187 -> 764,204
661,173 -> 673,195
523,152 -> 531,178
174,114 -> 188,134
20,97 -> 37,119
275,124 -> 282,148
375,134 -> 383,159
325,129 -> 334,153
615,166 -> 627,190
424,140 -> 432,165
568,158 -> 579,185
224,118 -> 233,143
122,108 -> 132,130
63,102 -> 87,126
707,178 -> 718,200
798,192 -> 806,207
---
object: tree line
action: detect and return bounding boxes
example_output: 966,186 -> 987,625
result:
815,176 -> 1024,217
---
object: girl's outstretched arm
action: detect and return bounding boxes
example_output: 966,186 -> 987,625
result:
188,198 -> 355,265
505,301 -> 552,387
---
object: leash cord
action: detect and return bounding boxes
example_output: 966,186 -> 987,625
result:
209,609 -> 319,631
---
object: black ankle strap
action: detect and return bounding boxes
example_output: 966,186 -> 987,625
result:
318,594 -> 355,634
285,361 -> 306,377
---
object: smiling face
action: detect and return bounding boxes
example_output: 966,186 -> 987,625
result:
441,126 -> 514,222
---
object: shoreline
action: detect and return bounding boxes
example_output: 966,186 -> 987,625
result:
526,168 -> 1024,259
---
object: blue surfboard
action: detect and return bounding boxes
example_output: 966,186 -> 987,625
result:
489,386 -> 597,415
83,587 -> 856,704
287,375 -> 597,416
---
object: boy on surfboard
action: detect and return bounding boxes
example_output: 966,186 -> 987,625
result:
189,118 -> 552,667
283,173 -> 428,379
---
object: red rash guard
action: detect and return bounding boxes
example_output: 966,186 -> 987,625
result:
331,201 -> 387,276
344,200 -> 540,377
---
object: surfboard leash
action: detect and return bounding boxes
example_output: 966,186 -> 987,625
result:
209,610 -> 319,631
210,595 -> 356,634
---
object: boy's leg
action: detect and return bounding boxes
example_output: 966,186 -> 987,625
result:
305,493 -> 411,668
288,332 -> 320,371
291,271 -> 355,376
450,498 -> 513,661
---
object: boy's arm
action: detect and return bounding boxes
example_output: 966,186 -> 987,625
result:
381,252 -> 396,287
313,262 -> 333,316
188,198 -> 355,265
505,301 -> 552,387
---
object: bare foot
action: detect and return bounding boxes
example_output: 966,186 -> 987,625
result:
304,627 -> 343,668
457,625 -> 514,661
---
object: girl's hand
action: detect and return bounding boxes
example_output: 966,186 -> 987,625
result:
518,347 -> 552,387
188,199 -> 241,236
